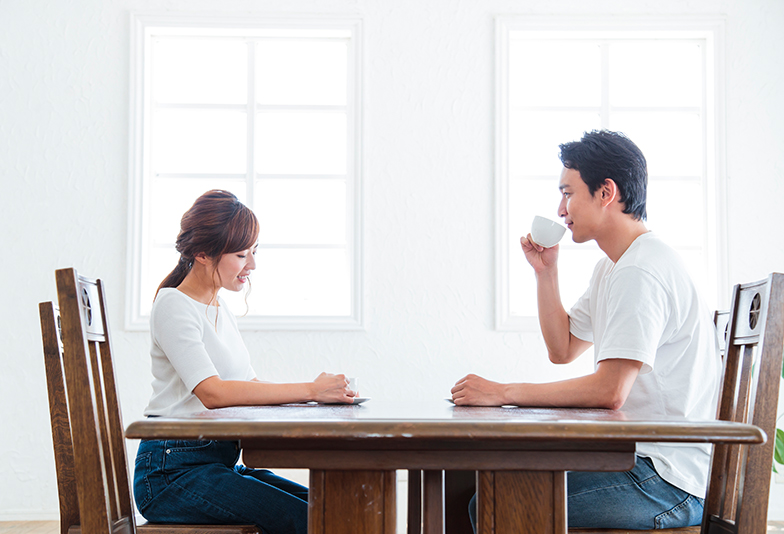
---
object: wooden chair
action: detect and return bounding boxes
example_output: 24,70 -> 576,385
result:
714,309 -> 730,357
39,267 -> 259,534
572,273 -> 784,533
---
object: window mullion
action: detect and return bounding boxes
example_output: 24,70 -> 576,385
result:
601,42 -> 610,128
246,39 -> 256,210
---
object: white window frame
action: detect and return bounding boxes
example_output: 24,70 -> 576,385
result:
126,13 -> 363,331
495,16 -> 728,331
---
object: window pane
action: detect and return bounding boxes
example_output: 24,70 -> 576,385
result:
559,246 -> 606,307
647,179 -> 703,248
257,40 -> 348,105
141,245 -> 180,315
678,248 -> 713,309
509,40 -> 601,108
256,112 -> 346,175
509,110 -> 601,176
610,42 -> 702,108
237,248 -> 351,316
152,109 -> 247,174
255,179 -> 346,245
510,246 -> 604,317
153,38 -> 247,104
610,111 -> 702,176
150,179 -> 247,246
508,177 -> 563,241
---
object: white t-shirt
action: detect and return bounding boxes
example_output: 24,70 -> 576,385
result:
144,288 -> 256,417
569,232 -> 721,498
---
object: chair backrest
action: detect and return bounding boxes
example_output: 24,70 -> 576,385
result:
702,273 -> 784,534
40,301 -> 81,534
40,267 -> 136,534
713,309 -> 731,358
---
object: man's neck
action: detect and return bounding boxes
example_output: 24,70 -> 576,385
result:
595,217 -> 649,263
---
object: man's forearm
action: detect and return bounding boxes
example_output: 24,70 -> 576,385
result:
536,268 -> 573,362
503,359 -> 642,409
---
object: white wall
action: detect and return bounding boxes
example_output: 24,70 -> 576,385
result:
2,0 -> 783,523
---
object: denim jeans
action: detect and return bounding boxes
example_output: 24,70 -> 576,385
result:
134,439 -> 308,534
468,456 -> 704,531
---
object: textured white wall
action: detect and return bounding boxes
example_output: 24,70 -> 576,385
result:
1,0 -> 783,522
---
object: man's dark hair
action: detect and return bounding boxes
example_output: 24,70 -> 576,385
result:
558,130 -> 648,221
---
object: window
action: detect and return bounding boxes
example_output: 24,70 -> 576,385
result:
127,15 -> 362,330
495,17 -> 727,330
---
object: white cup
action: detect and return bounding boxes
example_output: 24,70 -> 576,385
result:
348,377 -> 359,395
531,215 -> 567,248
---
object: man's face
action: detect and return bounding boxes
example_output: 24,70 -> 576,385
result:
557,167 -> 603,244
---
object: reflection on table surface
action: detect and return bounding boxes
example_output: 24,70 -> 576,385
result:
125,399 -> 765,446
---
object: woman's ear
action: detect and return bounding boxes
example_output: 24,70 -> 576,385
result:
193,252 -> 210,266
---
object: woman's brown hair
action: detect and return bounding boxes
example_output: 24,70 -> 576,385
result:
156,190 -> 260,299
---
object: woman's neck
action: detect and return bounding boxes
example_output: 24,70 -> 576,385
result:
176,266 -> 219,306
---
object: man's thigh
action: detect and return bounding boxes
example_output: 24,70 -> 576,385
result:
568,457 -> 703,529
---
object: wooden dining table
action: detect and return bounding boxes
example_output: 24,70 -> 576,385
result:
124,399 -> 764,534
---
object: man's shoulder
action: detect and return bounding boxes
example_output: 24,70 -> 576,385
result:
613,234 -> 696,298
617,234 -> 684,273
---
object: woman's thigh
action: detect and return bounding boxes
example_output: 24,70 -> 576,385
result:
568,457 -> 704,529
135,440 -> 308,534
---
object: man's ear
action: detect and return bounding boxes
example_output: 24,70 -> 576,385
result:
600,179 -> 619,208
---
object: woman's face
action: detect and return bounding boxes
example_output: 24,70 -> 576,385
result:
214,244 -> 257,292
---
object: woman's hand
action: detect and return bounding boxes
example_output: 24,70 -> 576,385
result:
311,372 -> 356,404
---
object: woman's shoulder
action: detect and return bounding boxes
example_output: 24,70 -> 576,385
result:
154,287 -> 186,305
151,288 -> 202,318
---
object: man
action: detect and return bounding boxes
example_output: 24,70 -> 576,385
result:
452,130 -> 721,529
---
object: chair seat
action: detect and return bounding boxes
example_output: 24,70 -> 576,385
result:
67,519 -> 260,534
137,522 -> 260,534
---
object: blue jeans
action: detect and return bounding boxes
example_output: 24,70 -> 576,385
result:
468,456 -> 704,531
134,439 -> 308,534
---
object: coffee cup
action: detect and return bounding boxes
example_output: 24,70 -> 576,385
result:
530,215 -> 567,248
348,377 -> 358,395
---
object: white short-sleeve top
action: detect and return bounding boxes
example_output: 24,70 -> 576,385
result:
144,288 -> 256,417
569,232 -> 721,498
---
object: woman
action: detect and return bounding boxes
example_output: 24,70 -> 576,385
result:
133,190 -> 355,534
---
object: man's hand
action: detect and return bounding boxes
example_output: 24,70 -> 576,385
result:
451,374 -> 508,406
521,233 -> 559,274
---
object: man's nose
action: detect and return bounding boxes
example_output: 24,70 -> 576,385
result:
558,199 -> 568,218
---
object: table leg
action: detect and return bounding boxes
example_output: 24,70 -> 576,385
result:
309,469 -> 396,534
477,470 -> 566,534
